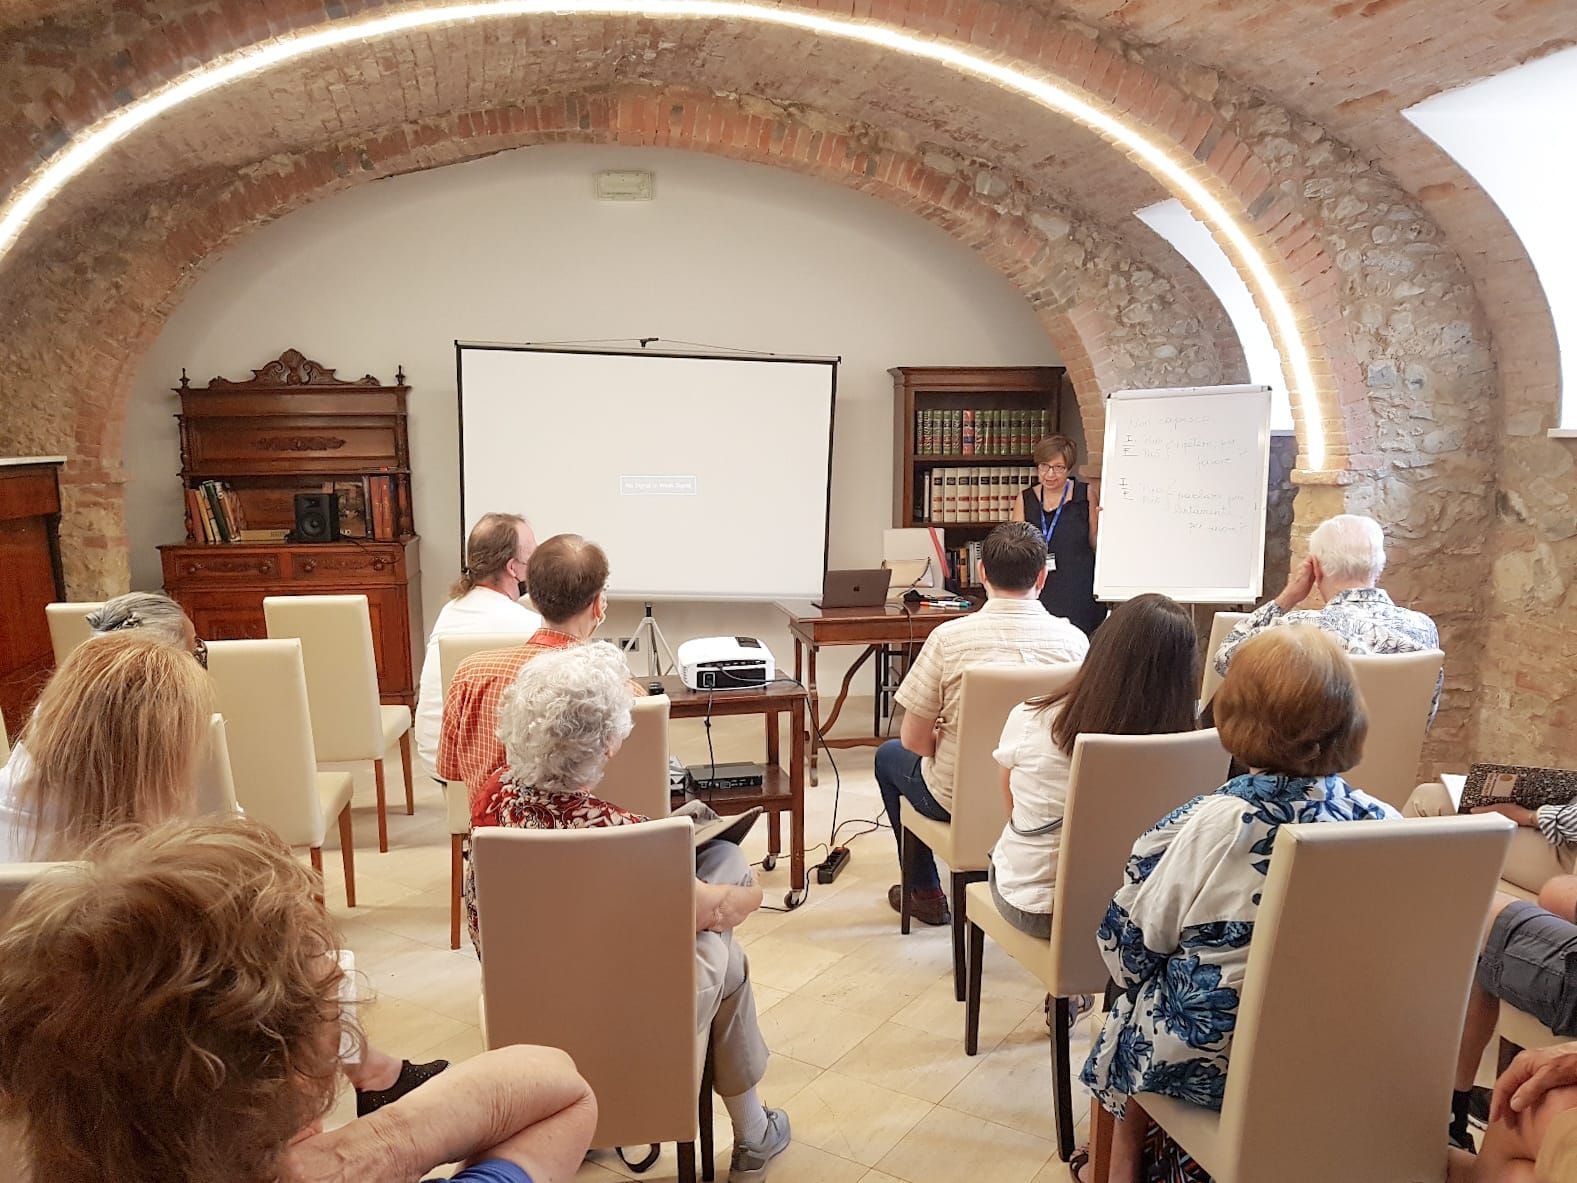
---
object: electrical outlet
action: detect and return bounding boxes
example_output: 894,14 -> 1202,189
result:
615,636 -> 640,653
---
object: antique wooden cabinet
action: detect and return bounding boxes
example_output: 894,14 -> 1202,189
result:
0,457 -> 66,733
158,350 -> 422,707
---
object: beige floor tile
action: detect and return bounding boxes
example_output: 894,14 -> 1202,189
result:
753,981 -> 791,1015
1030,1158 -> 1080,1183
942,1021 -> 1089,1141
573,1160 -> 629,1181
889,975 -> 1038,1053
361,944 -> 485,1024
783,1069 -> 934,1166
356,993 -> 476,1056
742,934 -> 847,993
795,944 -> 939,1022
759,1051 -> 826,1105
758,993 -> 888,1069
875,1106 -> 1055,1183
830,1020 -> 978,1104
769,875 -> 896,955
856,1172 -> 908,1183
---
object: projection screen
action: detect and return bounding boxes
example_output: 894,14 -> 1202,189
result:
457,343 -> 838,600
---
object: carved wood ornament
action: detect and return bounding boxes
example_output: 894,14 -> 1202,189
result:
182,348 -> 407,390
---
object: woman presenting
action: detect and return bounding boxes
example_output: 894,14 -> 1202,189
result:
1010,434 -> 1106,635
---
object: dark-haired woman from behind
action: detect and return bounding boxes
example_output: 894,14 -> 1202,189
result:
988,592 -> 1200,939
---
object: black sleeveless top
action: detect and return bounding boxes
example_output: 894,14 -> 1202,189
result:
1022,480 -> 1106,636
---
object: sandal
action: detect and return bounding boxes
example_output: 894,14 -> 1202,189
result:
1069,1144 -> 1092,1183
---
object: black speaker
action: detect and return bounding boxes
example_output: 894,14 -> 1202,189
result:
293,492 -> 340,543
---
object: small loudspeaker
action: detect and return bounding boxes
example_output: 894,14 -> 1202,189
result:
293,492 -> 340,543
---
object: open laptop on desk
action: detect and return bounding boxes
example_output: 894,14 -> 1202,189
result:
813,568 -> 892,609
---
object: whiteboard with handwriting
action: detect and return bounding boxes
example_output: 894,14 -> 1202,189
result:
1094,385 -> 1272,603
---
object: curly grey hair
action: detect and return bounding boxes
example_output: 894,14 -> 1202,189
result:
86,592 -> 191,649
497,642 -> 634,793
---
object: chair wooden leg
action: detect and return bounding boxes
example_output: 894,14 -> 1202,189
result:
399,731 -> 414,815
951,871 -> 967,1000
338,804 -> 356,909
374,758 -> 389,853
699,1039 -> 716,1182
899,826 -> 913,935
450,833 -> 464,950
965,919 -> 985,1056
1090,1098 -> 1115,1183
309,846 -> 324,904
1052,996 -> 1075,1162
677,1140 -> 697,1183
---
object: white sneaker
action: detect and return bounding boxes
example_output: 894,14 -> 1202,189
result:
727,1107 -> 791,1182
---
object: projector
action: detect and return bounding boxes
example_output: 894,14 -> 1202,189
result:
678,636 -> 774,691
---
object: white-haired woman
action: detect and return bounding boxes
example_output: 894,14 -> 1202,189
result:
1211,513 -> 1441,717
85,590 -> 206,662
464,642 -> 793,1183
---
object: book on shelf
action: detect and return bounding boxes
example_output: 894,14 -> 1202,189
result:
962,409 -> 975,457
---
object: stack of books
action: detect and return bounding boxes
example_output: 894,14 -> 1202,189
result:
185,481 -> 245,543
915,466 -> 1037,523
914,409 -> 1053,456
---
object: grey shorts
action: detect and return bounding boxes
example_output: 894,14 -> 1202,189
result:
1478,899 -> 1577,1036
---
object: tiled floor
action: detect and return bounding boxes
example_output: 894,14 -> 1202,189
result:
319,708 -> 1084,1183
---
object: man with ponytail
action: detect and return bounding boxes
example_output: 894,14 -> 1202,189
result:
414,513 -> 540,780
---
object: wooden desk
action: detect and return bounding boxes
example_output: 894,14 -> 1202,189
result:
0,457 -> 66,732
776,600 -> 974,785
659,675 -> 809,908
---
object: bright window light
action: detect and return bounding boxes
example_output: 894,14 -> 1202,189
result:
1136,198 -> 1294,431
1405,46 -> 1577,434
0,0 -> 1326,466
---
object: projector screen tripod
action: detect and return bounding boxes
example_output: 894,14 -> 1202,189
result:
624,601 -> 677,678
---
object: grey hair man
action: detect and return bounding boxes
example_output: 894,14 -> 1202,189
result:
1212,514 -> 1441,717
86,591 -> 197,653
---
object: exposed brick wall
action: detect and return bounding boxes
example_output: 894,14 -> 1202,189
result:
0,83 -> 1238,594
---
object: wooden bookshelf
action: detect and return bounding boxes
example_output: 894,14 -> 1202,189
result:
891,366 -> 1067,592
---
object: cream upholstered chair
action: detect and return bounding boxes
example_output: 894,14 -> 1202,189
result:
964,728 -> 1230,1160
900,661 -> 1081,1002
1345,648 -> 1445,811
0,703 -> 9,765
0,863 -> 73,929
45,601 -> 103,664
473,819 -> 711,1182
437,630 -> 536,949
1198,611 -> 1247,708
264,595 -> 413,853
193,713 -> 241,818
599,694 -> 673,819
205,639 -> 357,907
1137,815 -> 1513,1183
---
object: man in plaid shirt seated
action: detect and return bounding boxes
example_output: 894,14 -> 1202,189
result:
438,533 -> 642,806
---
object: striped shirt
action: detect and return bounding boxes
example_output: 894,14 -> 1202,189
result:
894,596 -> 1088,811
1537,804 -> 1577,847
435,629 -> 582,792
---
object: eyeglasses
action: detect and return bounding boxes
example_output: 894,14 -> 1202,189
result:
1037,463 -> 1069,474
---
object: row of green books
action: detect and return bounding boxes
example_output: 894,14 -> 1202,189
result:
915,408 -> 1053,457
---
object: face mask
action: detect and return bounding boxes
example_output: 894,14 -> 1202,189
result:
516,579 -> 528,600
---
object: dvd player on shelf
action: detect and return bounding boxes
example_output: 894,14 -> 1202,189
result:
685,761 -> 767,793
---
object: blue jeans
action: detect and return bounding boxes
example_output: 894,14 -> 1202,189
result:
875,739 -> 951,893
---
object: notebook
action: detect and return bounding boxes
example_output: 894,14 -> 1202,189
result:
1457,763 -> 1577,812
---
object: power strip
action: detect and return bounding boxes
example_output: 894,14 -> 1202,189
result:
816,845 -> 851,884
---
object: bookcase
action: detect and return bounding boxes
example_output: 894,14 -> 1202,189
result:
891,366 -> 1067,593
157,349 -> 423,707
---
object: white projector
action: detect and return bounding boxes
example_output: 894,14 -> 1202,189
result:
678,636 -> 775,691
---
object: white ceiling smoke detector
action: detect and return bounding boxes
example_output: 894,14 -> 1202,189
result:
595,170 -> 655,201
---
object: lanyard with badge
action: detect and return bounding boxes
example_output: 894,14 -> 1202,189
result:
1039,480 -> 1072,572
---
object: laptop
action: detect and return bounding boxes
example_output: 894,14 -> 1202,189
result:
814,568 -> 892,609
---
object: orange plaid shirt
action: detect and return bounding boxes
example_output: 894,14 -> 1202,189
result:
435,629 -> 582,791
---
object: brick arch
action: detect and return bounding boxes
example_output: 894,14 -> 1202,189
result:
0,1 -> 1371,473
0,85 -> 1237,593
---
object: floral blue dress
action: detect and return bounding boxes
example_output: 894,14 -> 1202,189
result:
1081,773 -> 1399,1118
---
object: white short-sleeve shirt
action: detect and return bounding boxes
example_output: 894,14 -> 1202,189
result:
990,701 -> 1073,915
414,587 -> 541,779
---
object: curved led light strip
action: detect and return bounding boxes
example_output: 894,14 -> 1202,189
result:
0,0 -> 1325,467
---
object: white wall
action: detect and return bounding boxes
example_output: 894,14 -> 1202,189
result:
1404,46 -> 1577,429
126,144 -> 1062,682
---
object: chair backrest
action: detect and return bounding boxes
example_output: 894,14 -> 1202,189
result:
262,595 -> 383,762
1215,815 -> 1511,1183
0,862 -> 74,930
474,819 -> 698,1149
437,632 -> 538,699
599,695 -> 671,818
1198,611 -> 1248,706
1344,649 -> 1444,811
949,662 -> 1082,869
192,713 -> 240,817
204,639 -> 327,847
0,704 -> 9,765
45,601 -> 104,665
1049,729 -> 1232,996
